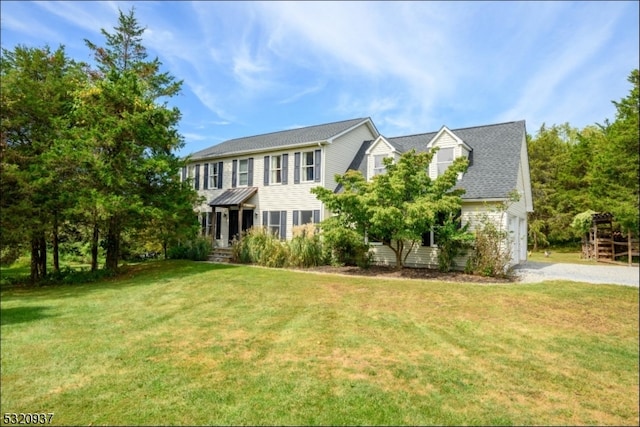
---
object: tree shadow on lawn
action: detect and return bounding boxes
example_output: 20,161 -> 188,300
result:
0,261 -> 240,300
0,306 -> 55,326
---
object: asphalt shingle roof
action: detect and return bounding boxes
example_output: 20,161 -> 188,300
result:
350,121 -> 526,200
190,118 -> 371,160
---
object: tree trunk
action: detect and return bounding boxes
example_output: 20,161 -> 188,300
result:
91,223 -> 99,272
30,237 -> 40,284
38,233 -> 47,278
388,241 -> 404,270
105,216 -> 120,271
52,214 -> 60,273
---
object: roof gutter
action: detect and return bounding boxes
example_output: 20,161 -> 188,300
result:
189,140 -> 328,161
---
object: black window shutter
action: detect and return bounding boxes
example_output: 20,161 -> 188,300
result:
262,211 -> 268,227
294,152 -> 300,184
313,210 -> 320,224
293,210 -> 299,226
280,211 -> 287,240
203,163 -> 209,190
181,166 -> 186,182
248,157 -> 254,186
232,160 -> 237,188
282,154 -> 288,185
195,164 -> 200,190
218,161 -> 223,188
314,149 -> 321,182
264,156 -> 269,186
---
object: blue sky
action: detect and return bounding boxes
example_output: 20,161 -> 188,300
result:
1,1 -> 638,157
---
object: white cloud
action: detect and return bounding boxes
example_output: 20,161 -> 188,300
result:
497,4 -> 627,127
278,82 -> 326,105
35,1 -> 117,36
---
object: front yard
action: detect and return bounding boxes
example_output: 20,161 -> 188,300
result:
1,260 -> 638,425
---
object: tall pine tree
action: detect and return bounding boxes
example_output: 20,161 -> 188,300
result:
78,7 -> 188,270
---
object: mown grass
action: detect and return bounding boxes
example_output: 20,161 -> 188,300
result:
528,248 -> 595,264
528,248 -> 639,265
1,260 -> 638,425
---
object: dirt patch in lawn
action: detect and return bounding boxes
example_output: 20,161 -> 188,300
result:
299,265 -> 514,284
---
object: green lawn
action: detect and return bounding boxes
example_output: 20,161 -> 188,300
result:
528,248 -> 595,264
1,260 -> 638,426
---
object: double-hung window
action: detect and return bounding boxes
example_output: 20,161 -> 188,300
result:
268,211 -> 281,237
293,209 -> 320,226
373,155 -> 387,176
437,147 -> 454,176
300,210 -> 313,225
271,155 -> 282,184
189,165 -> 200,190
238,159 -> 249,186
302,151 -> 315,181
262,210 -> 287,240
208,163 -> 219,188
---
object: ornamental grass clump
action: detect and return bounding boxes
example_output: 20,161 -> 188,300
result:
233,227 -> 289,268
289,224 -> 325,268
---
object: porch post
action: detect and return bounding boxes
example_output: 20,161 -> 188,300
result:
211,207 -> 217,248
238,206 -> 244,241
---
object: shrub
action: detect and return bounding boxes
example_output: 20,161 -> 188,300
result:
465,212 -> 512,278
167,236 -> 211,261
435,214 -> 474,272
319,218 -> 370,267
1,246 -> 23,266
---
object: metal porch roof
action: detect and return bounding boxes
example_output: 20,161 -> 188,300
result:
208,187 -> 258,207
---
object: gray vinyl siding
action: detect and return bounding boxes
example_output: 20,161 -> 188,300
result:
324,122 -> 378,190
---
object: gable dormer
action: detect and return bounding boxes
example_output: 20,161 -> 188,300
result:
427,126 -> 472,179
365,136 -> 399,180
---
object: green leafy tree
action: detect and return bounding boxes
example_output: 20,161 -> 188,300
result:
313,149 -> 468,269
527,123 -> 588,248
587,69 -> 639,235
78,8 -> 188,270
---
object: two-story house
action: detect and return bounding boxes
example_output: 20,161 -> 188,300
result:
184,117 -> 533,268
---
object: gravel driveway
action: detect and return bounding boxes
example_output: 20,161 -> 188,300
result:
513,261 -> 639,287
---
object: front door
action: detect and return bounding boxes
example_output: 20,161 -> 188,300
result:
229,210 -> 239,244
229,209 -> 254,244
242,209 -> 254,233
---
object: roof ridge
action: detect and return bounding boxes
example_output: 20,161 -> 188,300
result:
387,120 -> 524,140
225,117 -> 368,142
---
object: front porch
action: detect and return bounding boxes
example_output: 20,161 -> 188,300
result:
208,187 -> 258,248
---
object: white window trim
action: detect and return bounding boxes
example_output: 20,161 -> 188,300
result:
268,211 -> 281,237
238,159 -> 249,187
301,151 -> 315,182
271,155 -> 282,184
373,154 -> 388,176
209,162 -> 218,189
436,147 -> 454,176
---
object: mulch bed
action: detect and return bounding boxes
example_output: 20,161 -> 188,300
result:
302,265 -> 516,284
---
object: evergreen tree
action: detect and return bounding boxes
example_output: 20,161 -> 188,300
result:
588,69 -> 639,234
1,45 -> 85,281
78,7 -> 188,270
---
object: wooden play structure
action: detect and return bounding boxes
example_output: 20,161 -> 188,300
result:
582,212 -> 639,265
